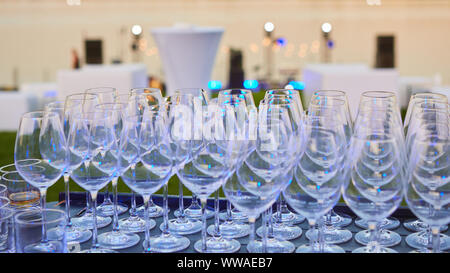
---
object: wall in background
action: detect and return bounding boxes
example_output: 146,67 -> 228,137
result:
1,0 -> 449,87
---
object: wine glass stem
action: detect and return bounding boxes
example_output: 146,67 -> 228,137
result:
308,221 -> 317,252
214,190 -> 220,236
91,192 -> 99,250
276,196 -> 282,224
130,192 -> 137,217
63,174 -> 72,227
178,180 -> 185,219
367,221 -> 380,252
143,195 -> 151,253
201,198 -> 207,252
112,177 -> 119,232
40,188 -> 48,244
318,220 -> 325,253
431,227 -> 441,253
262,210 -> 268,253
162,184 -> 169,235
226,200 -> 232,222
267,206 -> 274,237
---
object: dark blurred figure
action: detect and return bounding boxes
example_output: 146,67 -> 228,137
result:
71,48 -> 80,69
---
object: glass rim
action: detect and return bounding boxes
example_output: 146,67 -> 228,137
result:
71,110 -> 113,121
44,101 -> 65,110
2,172 -> 26,183
0,207 -> 14,221
14,208 -> 65,226
130,87 -> 162,95
411,92 -> 447,101
95,102 -> 127,110
65,92 -> 99,101
361,91 -> 396,99
0,196 -> 10,208
0,160 -> 42,174
21,111 -> 59,120
85,87 -> 117,94
220,88 -> 252,95
313,90 -> 346,97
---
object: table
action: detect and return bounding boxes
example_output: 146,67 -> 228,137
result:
54,192 -> 449,253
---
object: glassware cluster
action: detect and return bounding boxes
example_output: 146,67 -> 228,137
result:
4,87 -> 449,253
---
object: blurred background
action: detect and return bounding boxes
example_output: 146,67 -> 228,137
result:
1,0 -> 449,200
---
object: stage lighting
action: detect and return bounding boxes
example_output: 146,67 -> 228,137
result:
264,22 -> 275,33
321,22 -> 332,33
131,25 -> 142,36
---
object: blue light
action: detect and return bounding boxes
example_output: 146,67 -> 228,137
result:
288,81 -> 305,90
243,80 -> 259,89
276,37 -> 286,47
208,80 -> 222,90
327,40 -> 334,49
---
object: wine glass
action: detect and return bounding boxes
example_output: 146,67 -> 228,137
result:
264,89 -> 306,227
207,89 -> 256,240
254,95 -> 303,248
343,118 -> 404,253
237,108 -> 296,252
85,87 -> 128,217
65,93 -> 112,230
147,95 -> 193,252
69,110 -> 118,253
115,92 -> 155,232
165,89 -> 207,236
120,113 -> 174,252
285,114 -> 347,253
405,123 -> 449,253
131,88 -> 166,219
177,98 -> 241,252
44,100 -> 93,244
305,96 -> 353,245
173,88 -> 215,221
95,103 -> 141,250
14,111 -> 67,252
310,90 -> 354,228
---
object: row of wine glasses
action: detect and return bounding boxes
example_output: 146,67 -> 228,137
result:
13,86 -> 448,253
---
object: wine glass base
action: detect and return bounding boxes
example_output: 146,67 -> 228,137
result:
23,241 -> 66,253
207,222 -> 250,239
272,211 -> 305,225
174,207 -> 214,220
256,224 -> 302,241
47,225 -> 92,243
219,210 -> 250,223
247,238 -> 295,253
71,214 -> 112,229
406,232 -> 450,250
96,202 -> 128,217
295,243 -> 345,253
194,237 -> 241,253
355,217 -> 400,230
119,216 -> 154,233
355,229 -> 401,247
352,246 -> 397,253
326,211 -> 353,228
136,204 -> 165,218
403,219 -> 448,232
97,231 -> 141,250
305,228 -> 352,244
79,248 -> 119,253
147,234 -> 190,253
161,218 -> 202,235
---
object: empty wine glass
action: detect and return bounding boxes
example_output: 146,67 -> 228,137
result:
69,110 -> 118,253
173,88 -> 214,221
120,113 -> 174,253
405,124 -> 449,253
45,100 -> 93,244
343,120 -> 404,253
285,114 -> 347,253
207,89 -> 256,240
85,87 -> 128,218
177,98 -> 240,253
305,94 -> 353,245
95,103 -> 140,250
14,111 -> 67,253
66,94 -> 112,230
